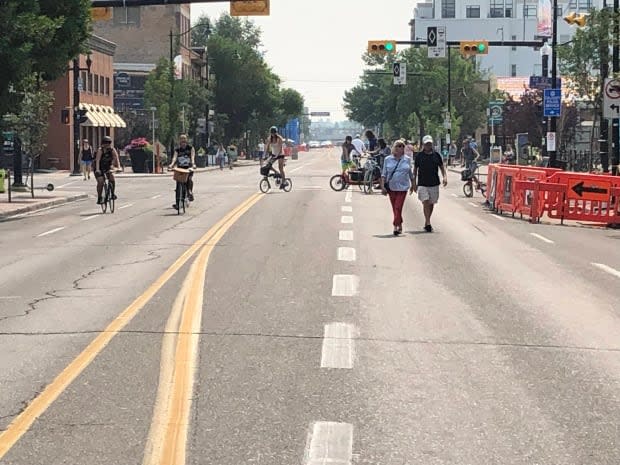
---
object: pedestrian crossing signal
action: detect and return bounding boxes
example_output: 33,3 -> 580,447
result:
368,40 -> 397,54
459,41 -> 489,57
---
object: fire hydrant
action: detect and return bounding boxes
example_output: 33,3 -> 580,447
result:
0,169 -> 5,194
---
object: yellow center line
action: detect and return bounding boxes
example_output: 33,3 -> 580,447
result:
0,193 -> 264,461
143,194 -> 263,465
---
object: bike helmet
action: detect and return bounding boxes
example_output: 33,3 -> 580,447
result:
102,135 -> 112,144
269,126 -> 278,133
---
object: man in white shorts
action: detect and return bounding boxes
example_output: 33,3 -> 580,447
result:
412,135 -> 447,232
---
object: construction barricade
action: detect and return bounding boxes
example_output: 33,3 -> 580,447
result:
486,164 -> 620,225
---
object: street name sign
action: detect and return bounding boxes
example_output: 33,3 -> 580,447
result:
543,89 -> 561,117
529,76 -> 561,90
603,78 -> 620,119
310,112 -> 330,117
427,26 -> 446,58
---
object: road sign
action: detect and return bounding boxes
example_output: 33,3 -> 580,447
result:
529,76 -> 561,90
543,89 -> 561,117
546,131 -> 556,151
603,78 -> 620,119
427,26 -> 446,58
393,62 -> 406,85
310,112 -> 330,117
568,179 -> 611,202
488,100 -> 504,124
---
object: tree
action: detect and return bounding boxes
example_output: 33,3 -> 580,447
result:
0,0 -> 91,114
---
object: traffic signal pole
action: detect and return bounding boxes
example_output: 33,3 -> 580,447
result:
599,0 -> 610,173
549,0 -> 559,167
72,59 -> 81,175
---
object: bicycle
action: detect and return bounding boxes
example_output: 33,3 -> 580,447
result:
462,162 -> 487,198
172,167 -> 191,214
259,156 -> 292,193
362,155 -> 382,194
100,173 -> 115,213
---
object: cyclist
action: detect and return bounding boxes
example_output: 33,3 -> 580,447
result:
461,138 -> 480,171
94,135 -> 120,205
169,134 -> 196,208
341,135 -> 356,180
265,126 -> 287,189
351,133 -> 366,167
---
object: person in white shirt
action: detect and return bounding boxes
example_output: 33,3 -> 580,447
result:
266,126 -> 288,189
351,134 -> 366,166
257,140 -> 265,162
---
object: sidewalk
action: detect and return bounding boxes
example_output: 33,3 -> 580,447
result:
0,191 -> 88,220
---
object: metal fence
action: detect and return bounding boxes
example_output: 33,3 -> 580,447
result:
557,150 -> 601,173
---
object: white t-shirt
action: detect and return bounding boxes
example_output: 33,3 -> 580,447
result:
258,143 -> 265,152
351,138 -> 365,156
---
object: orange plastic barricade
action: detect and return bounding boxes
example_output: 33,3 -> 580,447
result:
495,166 -> 521,215
513,169 -> 548,220
545,172 -> 620,224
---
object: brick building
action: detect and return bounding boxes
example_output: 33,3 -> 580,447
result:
43,35 -> 126,171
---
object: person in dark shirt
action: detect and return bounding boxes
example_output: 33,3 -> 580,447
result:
365,130 -> 378,152
413,135 -> 447,233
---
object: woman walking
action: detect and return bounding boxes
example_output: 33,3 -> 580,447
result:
380,140 -> 414,235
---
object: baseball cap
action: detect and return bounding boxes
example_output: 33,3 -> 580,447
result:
422,135 -> 433,145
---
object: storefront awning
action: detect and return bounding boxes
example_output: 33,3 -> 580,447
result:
79,103 -> 126,128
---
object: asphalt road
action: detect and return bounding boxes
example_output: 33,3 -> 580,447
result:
0,148 -> 619,464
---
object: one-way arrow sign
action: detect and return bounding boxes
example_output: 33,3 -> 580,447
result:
571,181 -> 609,197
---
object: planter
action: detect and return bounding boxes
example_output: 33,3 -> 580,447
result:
129,148 -> 147,173
195,156 -> 207,168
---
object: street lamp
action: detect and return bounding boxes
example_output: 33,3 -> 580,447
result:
549,0 -> 559,167
150,106 -> 156,173
541,41 -> 551,158
70,55 -> 92,176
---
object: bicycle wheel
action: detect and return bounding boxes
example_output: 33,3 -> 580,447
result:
283,178 -> 292,192
108,183 -> 115,213
463,182 -> 473,198
363,172 -> 373,194
176,182 -> 183,214
259,177 -> 271,193
101,183 -> 108,213
329,174 -> 346,191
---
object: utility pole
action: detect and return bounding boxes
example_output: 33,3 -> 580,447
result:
613,0 -> 620,175
549,0 -> 559,167
599,1 -> 610,173
447,46 -> 451,151
541,41 -> 551,158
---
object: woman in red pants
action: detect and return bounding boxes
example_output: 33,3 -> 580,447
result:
380,140 -> 415,235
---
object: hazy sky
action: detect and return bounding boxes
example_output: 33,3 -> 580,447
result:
191,0 -> 419,121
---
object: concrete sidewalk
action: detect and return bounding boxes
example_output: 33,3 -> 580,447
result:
0,191 -> 88,220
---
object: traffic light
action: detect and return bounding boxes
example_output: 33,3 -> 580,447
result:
459,41 -> 489,57
367,40 -> 396,54
61,109 -> 70,125
75,108 -> 88,125
564,12 -> 587,27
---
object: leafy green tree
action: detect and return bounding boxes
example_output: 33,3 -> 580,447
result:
0,0 -> 91,114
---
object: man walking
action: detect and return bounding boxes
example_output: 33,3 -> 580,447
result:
412,135 -> 447,232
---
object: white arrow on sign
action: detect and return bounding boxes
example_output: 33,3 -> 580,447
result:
603,78 -> 620,119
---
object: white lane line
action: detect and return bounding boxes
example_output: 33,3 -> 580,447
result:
592,263 -> 620,279
151,194 -> 162,199
337,247 -> 356,261
37,227 -> 65,237
341,206 -> 353,212
56,181 -> 78,189
81,215 -> 99,221
321,323 -> 355,369
451,193 -> 458,197
341,216 -> 353,224
332,275 -> 359,296
290,163 -> 312,173
119,203 -> 134,210
345,191 -> 352,203
306,421 -> 353,465
339,230 -> 354,241
491,215 -> 506,221
530,232 -> 555,244
0,296 -> 21,300
468,202 -> 478,207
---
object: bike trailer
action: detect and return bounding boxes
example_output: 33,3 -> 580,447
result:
349,169 -> 365,182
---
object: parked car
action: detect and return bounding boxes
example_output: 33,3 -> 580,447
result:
308,141 -> 321,149
320,140 -> 333,148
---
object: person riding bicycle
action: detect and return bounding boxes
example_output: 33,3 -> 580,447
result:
461,138 -> 480,171
169,134 -> 196,208
265,126 -> 287,189
94,135 -> 120,205
341,136 -> 356,180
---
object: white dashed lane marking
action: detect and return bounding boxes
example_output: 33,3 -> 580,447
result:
530,232 -> 555,244
337,247 -> 356,261
341,206 -> 353,212
331,275 -> 359,296
305,422 -> 353,465
339,230 -> 354,241
592,263 -> 620,279
119,203 -> 134,210
37,227 -> 65,237
341,216 -> 353,224
321,323 -> 355,369
81,215 -> 99,221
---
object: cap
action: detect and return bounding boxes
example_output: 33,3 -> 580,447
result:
102,136 -> 112,143
422,135 -> 433,145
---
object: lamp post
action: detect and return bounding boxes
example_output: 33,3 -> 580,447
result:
150,106 -> 156,173
70,55 -> 92,176
548,0 -> 559,167
541,41 -> 551,158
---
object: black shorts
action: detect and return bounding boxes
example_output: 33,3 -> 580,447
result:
95,164 -> 112,177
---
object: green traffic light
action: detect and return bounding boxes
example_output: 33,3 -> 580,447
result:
477,43 -> 486,52
385,42 -> 394,52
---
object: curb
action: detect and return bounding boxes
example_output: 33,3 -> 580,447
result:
0,193 -> 89,220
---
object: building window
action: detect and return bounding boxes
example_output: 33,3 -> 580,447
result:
100,76 -> 105,95
87,73 -> 93,93
490,0 -> 504,17
105,77 -> 110,95
511,35 -> 517,51
94,74 -> 99,94
569,0 -> 592,10
533,63 -> 542,75
466,5 -> 480,18
511,64 -> 517,77
442,0 -> 455,18
505,0 -> 513,18
113,6 -> 140,25
524,5 -> 537,17
555,6 -> 563,16
80,71 -> 87,92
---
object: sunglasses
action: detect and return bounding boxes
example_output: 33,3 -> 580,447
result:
395,144 -> 405,148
